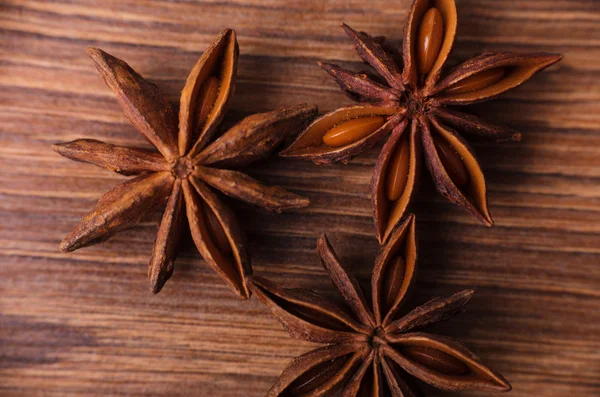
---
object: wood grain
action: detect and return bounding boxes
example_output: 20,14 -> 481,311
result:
1,0 -> 599,396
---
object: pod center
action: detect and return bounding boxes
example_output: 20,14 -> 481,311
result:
404,92 -> 429,118
171,156 -> 194,179
369,327 -> 388,348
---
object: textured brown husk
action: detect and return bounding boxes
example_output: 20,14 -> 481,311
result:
195,104 -> 318,167
87,48 -> 179,161
431,108 -> 521,143
148,180 -> 184,293
52,139 -> 168,175
421,116 -> 493,226
60,172 -> 174,252
266,344 -> 368,397
194,167 -> 309,213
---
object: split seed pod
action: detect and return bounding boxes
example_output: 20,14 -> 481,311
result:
281,0 -> 562,243
250,214 -> 511,396
54,29 -> 317,297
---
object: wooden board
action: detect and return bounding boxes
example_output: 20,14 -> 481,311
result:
1,0 -> 599,396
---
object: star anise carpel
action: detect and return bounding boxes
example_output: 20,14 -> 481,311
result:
53,29 -> 317,298
281,0 -> 562,244
250,214 -> 511,396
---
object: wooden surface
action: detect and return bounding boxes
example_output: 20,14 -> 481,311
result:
1,0 -> 599,396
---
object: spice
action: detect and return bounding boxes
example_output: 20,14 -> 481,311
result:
53,29 -> 317,297
280,0 -> 562,244
250,214 -> 511,396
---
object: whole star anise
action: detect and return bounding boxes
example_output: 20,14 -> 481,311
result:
281,0 -> 562,243
250,214 -> 511,396
53,29 -> 317,297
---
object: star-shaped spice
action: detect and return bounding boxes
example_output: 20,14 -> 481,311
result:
250,215 -> 511,396
54,29 -> 317,297
281,0 -> 562,243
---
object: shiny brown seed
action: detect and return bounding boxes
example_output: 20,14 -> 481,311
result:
382,256 -> 406,312
202,201 -> 231,254
444,68 -> 506,95
287,355 -> 350,395
323,116 -> 385,147
433,134 -> 469,187
195,76 -> 220,130
417,8 -> 444,76
385,135 -> 411,202
403,346 -> 470,376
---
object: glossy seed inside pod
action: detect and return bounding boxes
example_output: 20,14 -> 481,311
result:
433,135 -> 469,187
444,68 -> 506,95
382,256 -> 406,312
195,76 -> 220,130
403,346 -> 470,376
323,116 -> 386,147
202,201 -> 231,254
287,355 -> 350,395
417,7 -> 444,76
386,135 -> 411,202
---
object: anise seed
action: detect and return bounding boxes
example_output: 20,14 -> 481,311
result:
202,200 -> 231,254
195,76 -> 220,131
417,8 -> 444,76
382,256 -> 406,312
323,116 -> 385,147
444,68 -> 506,95
287,355 -> 349,395
403,346 -> 469,376
385,134 -> 411,201
433,134 -> 469,187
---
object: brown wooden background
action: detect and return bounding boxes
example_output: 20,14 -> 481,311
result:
1,0 -> 599,396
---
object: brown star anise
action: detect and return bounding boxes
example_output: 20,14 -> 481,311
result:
53,29 -> 317,297
250,214 -> 511,396
281,0 -> 562,243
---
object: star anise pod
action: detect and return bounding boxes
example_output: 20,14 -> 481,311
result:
281,0 -> 562,243
53,29 -> 317,297
250,214 -> 511,396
